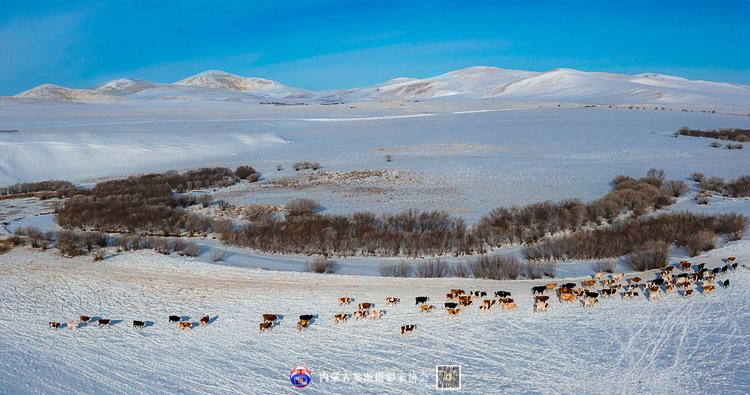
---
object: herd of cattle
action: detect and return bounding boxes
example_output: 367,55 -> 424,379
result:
48,258 -> 740,336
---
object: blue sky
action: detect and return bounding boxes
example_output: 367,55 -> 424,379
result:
1,0 -> 749,95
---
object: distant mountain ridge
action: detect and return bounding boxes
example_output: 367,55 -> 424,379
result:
10,66 -> 750,109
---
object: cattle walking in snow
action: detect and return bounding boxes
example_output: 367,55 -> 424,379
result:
338,297 -> 353,305
259,322 -> 273,331
418,305 -> 435,313
296,319 -> 311,332
299,314 -> 314,321
333,313 -> 349,324
169,315 -> 180,323
722,279 -> 729,288
98,318 -> 111,326
369,310 -> 384,320
79,315 -> 90,323
415,296 -> 429,305
178,322 -> 192,332
199,315 -> 210,326
444,302 -> 458,309
132,320 -> 145,329
494,291 -> 511,298
447,308 -> 461,316
48,322 -> 61,329
531,286 -> 546,295
385,297 -> 400,306
533,301 -> 549,313
358,302 -> 374,310
400,324 -> 416,335
354,310 -> 368,320
262,314 -> 278,323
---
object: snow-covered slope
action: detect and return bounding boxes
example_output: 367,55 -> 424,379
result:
175,70 -> 312,99
8,66 -> 750,108
15,84 -> 116,102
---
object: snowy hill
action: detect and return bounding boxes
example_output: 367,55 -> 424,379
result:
15,84 -> 116,102
8,67 -> 750,108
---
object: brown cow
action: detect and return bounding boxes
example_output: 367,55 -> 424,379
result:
445,293 -> 456,300
450,289 -> 465,296
500,302 -> 517,311
680,260 -> 691,270
479,301 -> 495,312
400,324 -> 416,335
535,295 -> 549,303
262,314 -> 278,323
48,322 -> 61,329
199,315 -> 210,326
338,297 -> 353,305
333,313 -> 348,324
296,319 -> 311,332
79,315 -> 90,323
458,296 -> 472,306
259,322 -> 273,331
178,322 -> 192,332
369,309 -> 384,320
560,292 -> 577,303
702,283 -> 716,295
581,279 -> 597,288
481,299 -> 496,308
419,305 -> 435,313
499,297 -> 514,304
447,307 -> 461,316
358,302 -> 373,310
385,297 -> 400,306
601,288 -> 617,298
612,273 -> 624,282
665,283 -> 674,294
684,289 -> 694,297
727,256 -> 736,263
623,289 -> 638,299
68,321 -> 77,329
630,277 -> 642,285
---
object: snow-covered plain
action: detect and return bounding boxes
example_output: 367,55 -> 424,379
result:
1,246 -> 749,394
2,67 -> 750,393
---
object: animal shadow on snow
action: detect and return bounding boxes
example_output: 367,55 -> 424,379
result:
144,321 -> 155,327
108,320 -> 123,326
181,316 -> 191,322
208,315 -> 219,325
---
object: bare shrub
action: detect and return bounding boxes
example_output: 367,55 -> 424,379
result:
471,255 -> 521,280
199,194 -> 212,208
150,237 -> 171,255
679,230 -> 715,257
235,165 -> 258,180
646,168 -> 666,182
93,248 -> 106,261
524,263 -> 546,279
450,262 -> 471,278
7,236 -> 25,246
305,256 -> 337,273
725,176 -> 750,197
414,259 -> 450,278
57,230 -> 82,257
285,198 -> 321,216
710,141 -> 721,148
663,180 -> 689,197
625,241 -> 670,271
695,192 -> 710,205
379,261 -> 412,277
592,259 -> 617,273
541,261 -> 558,278
179,242 -> 201,257
690,172 -> 704,183
726,143 -> 744,150
699,176 -> 726,193
0,240 -> 13,254
14,226 -> 49,249
676,127 -> 750,142
210,249 -> 225,263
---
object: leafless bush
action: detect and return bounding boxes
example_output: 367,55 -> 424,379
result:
663,180 -> 689,197
235,165 -> 260,180
695,192 -> 711,205
646,168 -> 666,182
470,255 -> 521,280
210,249 -> 225,263
176,242 -> 201,257
199,194 -> 212,208
305,256 -> 337,273
93,248 -> 106,261
725,176 -> 750,197
379,261 -> 412,277
293,161 -> 322,171
592,259 -> 617,273
414,259 -> 450,278
150,237 -> 171,255
726,143 -> 744,150
699,176 -> 726,193
691,172 -> 704,183
676,127 -> 750,142
14,226 -> 49,249
679,230 -> 715,257
710,141 -> 721,148
450,262 -> 471,278
524,263 -> 546,279
0,180 -> 75,197
0,240 -> 14,254
285,198 -> 321,216
57,230 -> 83,257
625,241 -> 670,271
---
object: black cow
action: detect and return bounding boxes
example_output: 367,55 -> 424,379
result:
585,291 -> 599,299
712,267 -> 721,275
98,319 -> 111,326
299,314 -> 314,321
444,302 -> 458,309
723,279 -> 730,288
415,296 -> 429,305
676,273 -> 689,279
650,278 -> 664,286
168,315 -> 180,323
562,282 -> 576,290
494,291 -> 511,298
531,286 -> 546,295
731,263 -> 738,271
133,320 -> 145,328
696,263 -> 705,271
722,265 -> 729,273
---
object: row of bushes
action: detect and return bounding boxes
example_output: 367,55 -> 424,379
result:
376,255 -> 557,280
521,212 -> 747,264
675,127 -> 750,142
0,180 -> 75,199
695,175 -> 750,198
